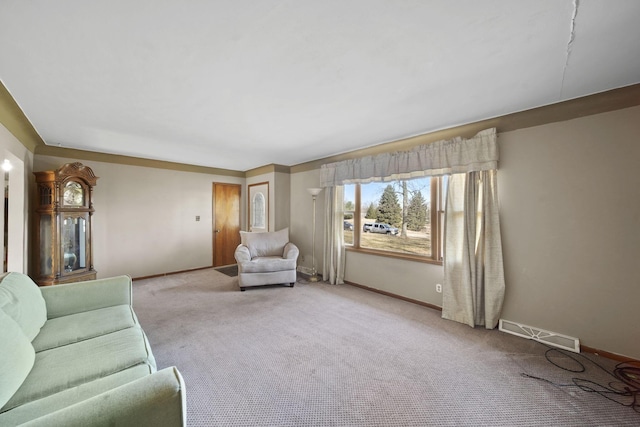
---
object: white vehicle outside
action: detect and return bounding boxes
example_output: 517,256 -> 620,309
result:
364,223 -> 399,235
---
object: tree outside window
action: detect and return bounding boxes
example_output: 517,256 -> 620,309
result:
343,176 -> 444,263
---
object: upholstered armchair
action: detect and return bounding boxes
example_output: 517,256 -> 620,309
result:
234,228 -> 299,291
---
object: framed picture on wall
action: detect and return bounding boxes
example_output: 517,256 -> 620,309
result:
248,182 -> 269,233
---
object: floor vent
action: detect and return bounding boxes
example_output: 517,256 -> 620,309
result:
499,319 -> 580,353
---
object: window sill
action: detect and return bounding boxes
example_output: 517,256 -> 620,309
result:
345,246 -> 443,266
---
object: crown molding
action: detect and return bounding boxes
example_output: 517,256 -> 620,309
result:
34,145 -> 245,177
245,164 -> 291,177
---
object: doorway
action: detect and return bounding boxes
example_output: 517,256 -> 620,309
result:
1,154 -> 25,273
212,183 -> 241,267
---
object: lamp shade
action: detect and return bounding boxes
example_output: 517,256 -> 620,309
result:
307,187 -> 323,196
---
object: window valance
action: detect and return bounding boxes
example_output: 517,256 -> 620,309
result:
320,128 -> 498,187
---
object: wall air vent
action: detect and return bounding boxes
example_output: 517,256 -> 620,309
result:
499,319 -> 580,353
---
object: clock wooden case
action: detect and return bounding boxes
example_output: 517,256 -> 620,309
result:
34,162 -> 98,286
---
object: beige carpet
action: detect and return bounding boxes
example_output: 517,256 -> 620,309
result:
133,268 -> 639,426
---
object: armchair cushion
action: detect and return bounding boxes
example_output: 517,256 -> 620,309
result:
240,227 -> 289,258
240,256 -> 297,274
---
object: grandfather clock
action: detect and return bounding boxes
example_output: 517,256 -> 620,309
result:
34,162 -> 98,286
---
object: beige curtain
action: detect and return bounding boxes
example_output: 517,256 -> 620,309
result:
442,170 -> 505,329
320,128 -> 497,186
322,186 -> 345,284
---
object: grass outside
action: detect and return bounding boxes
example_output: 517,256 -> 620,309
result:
344,228 -> 432,256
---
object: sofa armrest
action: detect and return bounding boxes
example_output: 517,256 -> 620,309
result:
234,244 -> 251,264
40,275 -> 133,319
20,367 -> 186,427
283,242 -> 299,260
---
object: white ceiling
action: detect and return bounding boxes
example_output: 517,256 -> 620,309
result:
1,1 -> 639,171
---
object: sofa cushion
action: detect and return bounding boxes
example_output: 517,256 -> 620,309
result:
240,256 -> 297,274
0,364 -> 152,426
2,326 -> 156,412
0,309 -> 36,410
40,275 -> 133,319
0,272 -> 47,341
32,305 -> 138,352
240,227 -> 289,258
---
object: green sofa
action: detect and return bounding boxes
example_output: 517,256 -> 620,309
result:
0,272 -> 186,426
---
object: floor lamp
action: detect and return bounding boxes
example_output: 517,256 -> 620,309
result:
307,187 -> 323,282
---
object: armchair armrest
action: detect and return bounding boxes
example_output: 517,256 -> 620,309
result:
234,244 -> 251,264
40,275 -> 133,319
283,242 -> 299,260
21,367 -> 186,427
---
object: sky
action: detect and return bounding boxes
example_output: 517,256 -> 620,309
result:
344,177 -> 432,208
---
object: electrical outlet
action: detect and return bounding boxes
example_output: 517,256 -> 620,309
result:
300,255 -> 305,263
435,283 -> 442,293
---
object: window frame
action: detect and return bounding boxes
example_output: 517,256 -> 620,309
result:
344,176 -> 445,265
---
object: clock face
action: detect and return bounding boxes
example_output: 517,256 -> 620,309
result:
63,181 -> 84,206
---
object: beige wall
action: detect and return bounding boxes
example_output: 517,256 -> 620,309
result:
33,155 -> 244,279
498,105 -> 640,359
345,251 -> 444,303
289,169 -> 323,273
274,171 -> 291,232
290,105 -> 640,359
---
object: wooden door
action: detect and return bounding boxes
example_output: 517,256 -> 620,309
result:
213,183 -> 241,267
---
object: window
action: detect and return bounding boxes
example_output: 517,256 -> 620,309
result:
251,192 -> 265,229
343,186 -> 356,245
343,176 -> 446,263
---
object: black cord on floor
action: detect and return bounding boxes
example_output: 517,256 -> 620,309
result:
521,344 -> 640,414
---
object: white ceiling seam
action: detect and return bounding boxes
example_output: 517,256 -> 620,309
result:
560,0 -> 580,99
